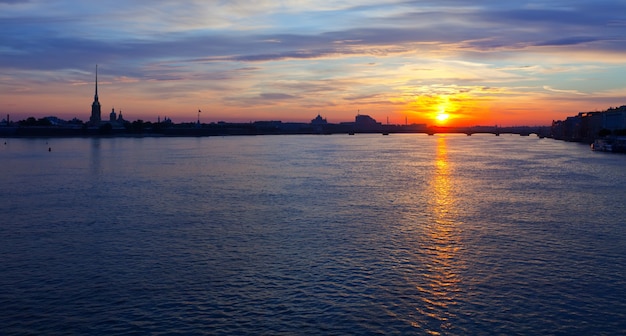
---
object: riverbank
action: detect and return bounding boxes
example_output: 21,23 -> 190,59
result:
0,123 -> 550,138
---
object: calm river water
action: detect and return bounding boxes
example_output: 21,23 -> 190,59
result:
1,134 -> 625,335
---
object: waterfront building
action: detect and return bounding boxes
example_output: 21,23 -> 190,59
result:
311,114 -> 328,125
603,106 -> 626,131
309,114 -> 329,133
552,105 -> 626,141
159,116 -> 173,126
579,112 -> 603,141
355,114 -> 379,127
355,114 -> 382,131
337,113 -> 383,132
107,108 -> 127,129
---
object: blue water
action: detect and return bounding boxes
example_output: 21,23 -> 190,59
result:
1,134 -> 625,335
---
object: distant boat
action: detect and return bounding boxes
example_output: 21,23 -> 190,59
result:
591,139 -> 613,152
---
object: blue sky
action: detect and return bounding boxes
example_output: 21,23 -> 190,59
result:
1,0 -> 625,125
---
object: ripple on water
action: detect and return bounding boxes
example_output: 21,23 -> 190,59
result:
1,135 -> 626,335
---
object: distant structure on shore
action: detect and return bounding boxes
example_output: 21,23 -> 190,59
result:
88,65 -> 126,128
352,113 -> 382,130
552,105 -> 626,142
89,65 -> 101,125
311,114 -> 327,125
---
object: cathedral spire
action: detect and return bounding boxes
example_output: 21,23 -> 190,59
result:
94,64 -> 99,102
90,64 -> 102,124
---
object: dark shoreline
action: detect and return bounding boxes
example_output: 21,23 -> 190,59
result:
0,124 -> 550,138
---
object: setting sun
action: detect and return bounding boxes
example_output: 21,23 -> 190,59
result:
403,90 -> 493,127
407,94 -> 458,125
436,112 -> 450,123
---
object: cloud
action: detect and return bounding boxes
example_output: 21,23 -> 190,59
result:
344,93 -> 385,101
543,86 -> 586,96
260,93 -> 295,100
223,92 -> 298,107
2,0 -> 626,124
2,0 -> 625,73
535,37 -> 601,47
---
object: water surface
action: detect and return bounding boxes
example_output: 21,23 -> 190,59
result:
1,134 -> 625,335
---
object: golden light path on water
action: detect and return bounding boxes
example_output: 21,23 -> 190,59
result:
415,135 -> 465,335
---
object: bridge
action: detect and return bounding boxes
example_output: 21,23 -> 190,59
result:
391,125 -> 551,137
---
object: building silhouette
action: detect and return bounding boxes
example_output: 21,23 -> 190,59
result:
355,114 -> 380,128
109,108 -> 126,125
89,65 -> 101,125
552,105 -> 626,142
311,114 -> 328,125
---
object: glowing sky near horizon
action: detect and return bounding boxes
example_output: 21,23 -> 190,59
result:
1,0 -> 625,126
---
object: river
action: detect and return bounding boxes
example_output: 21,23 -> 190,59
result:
1,134 -> 625,335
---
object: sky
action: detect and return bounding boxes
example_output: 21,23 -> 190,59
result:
1,0 -> 625,126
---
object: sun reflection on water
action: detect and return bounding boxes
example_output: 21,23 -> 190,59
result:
415,135 -> 464,334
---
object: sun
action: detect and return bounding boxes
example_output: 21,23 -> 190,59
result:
436,113 -> 450,123
435,104 -> 451,124
406,93 -> 463,126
